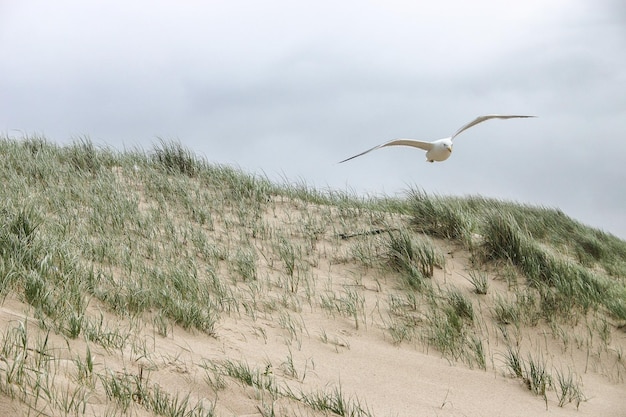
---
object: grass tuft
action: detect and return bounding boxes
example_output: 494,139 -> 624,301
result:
466,270 -> 489,295
152,139 -> 202,177
407,188 -> 473,242
385,230 -> 443,290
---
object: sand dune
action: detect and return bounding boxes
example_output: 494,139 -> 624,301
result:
0,153 -> 624,416
1,216 -> 624,416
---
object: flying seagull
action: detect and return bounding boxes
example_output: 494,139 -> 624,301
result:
339,114 -> 536,164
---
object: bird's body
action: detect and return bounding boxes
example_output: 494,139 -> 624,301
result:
339,114 -> 536,164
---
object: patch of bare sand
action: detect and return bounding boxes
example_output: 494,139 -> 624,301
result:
0,393 -> 28,417
171,296 -> 626,417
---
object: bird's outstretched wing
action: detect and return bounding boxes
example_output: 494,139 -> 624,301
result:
339,139 -> 433,163
451,114 -> 536,140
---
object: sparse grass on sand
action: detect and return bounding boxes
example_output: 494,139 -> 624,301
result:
0,135 -> 625,416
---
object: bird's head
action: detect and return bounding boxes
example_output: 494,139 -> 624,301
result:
443,142 -> 453,153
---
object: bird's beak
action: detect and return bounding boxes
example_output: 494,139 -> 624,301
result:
447,146 -> 453,153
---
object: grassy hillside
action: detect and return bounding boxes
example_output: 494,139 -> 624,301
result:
0,136 -> 624,416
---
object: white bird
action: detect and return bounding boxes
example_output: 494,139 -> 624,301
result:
339,114 -> 536,164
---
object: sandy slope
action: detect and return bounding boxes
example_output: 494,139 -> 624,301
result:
1,241 -> 625,417
0,193 -> 624,417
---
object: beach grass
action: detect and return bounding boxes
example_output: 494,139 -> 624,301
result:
0,135 -> 624,415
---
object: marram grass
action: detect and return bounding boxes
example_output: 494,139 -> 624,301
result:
0,135 -> 624,415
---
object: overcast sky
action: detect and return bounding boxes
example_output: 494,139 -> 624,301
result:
2,1 -> 626,238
